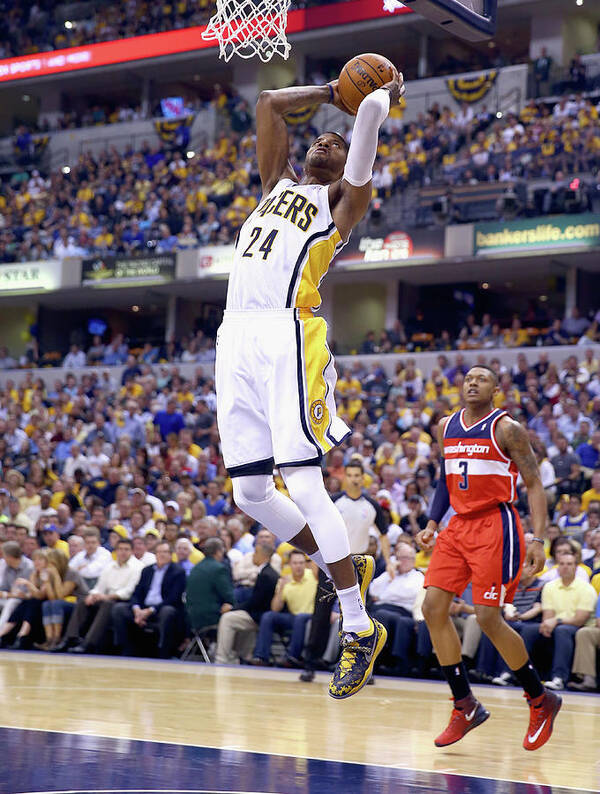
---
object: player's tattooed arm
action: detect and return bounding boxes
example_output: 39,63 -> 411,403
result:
496,417 -> 548,573
496,417 -> 539,489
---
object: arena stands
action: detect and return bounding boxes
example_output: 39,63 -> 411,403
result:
0,340 -> 598,689
3,87 -> 599,267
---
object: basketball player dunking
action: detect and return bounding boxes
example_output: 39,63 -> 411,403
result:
216,70 -> 404,698
416,365 -> 562,750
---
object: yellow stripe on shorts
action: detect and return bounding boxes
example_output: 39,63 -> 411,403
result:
300,315 -> 334,454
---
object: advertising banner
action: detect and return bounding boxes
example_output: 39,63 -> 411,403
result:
197,246 -> 235,278
474,214 -> 600,255
82,255 -> 176,286
0,262 -> 63,293
333,227 -> 445,269
0,1 -> 410,83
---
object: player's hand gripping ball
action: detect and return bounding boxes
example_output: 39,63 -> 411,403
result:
336,52 -> 403,114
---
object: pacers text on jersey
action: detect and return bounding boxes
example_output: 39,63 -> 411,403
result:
255,188 -> 318,232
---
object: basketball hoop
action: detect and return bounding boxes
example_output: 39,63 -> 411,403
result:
202,0 -> 292,62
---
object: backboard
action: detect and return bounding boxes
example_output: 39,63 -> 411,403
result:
401,0 -> 497,41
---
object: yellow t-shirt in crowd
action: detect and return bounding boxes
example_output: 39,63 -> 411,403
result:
48,539 -> 70,558
281,569 -> 318,615
581,488 -> 600,511
541,577 -> 597,625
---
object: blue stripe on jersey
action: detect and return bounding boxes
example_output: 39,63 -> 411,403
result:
446,408 -> 504,440
500,503 -> 520,584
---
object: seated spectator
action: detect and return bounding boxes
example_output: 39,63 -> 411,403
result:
550,435 -> 581,496
539,536 -> 591,584
582,470 -> 600,513
557,494 -> 588,539
132,535 -> 156,568
174,537 -> 204,575
41,525 -> 70,558
583,525 -> 600,572
369,542 -> 425,674
37,549 -> 89,650
535,553 -> 597,690
0,540 -> 33,632
63,345 -> 87,369
112,541 -> 186,658
203,481 -> 228,517
399,494 -> 429,536
251,550 -> 317,667
215,539 -> 278,665
56,539 -> 142,654
232,528 -> 282,604
69,527 -> 113,589
68,536 -> 85,559
186,537 -> 234,633
569,592 -> 600,691
0,548 -> 58,649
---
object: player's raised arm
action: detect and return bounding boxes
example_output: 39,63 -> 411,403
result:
255,84 -> 338,195
329,70 -> 404,241
496,416 -> 547,575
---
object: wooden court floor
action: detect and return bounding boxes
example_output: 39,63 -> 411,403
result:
0,651 -> 598,794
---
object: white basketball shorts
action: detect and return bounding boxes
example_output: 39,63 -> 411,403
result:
215,308 -> 351,477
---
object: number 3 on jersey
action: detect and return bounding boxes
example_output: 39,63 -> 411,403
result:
242,227 -> 279,260
458,461 -> 469,490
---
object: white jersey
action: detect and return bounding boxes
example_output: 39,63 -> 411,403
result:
226,178 -> 346,311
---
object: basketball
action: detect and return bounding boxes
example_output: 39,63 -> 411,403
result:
338,52 -> 396,115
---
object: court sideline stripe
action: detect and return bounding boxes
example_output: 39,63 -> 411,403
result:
0,723 -> 595,794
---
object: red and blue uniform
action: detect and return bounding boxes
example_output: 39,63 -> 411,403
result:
424,408 -> 525,607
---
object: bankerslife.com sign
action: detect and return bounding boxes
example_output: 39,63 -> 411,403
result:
474,214 -> 600,255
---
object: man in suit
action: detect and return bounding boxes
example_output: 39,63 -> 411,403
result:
186,537 -> 234,631
112,541 -> 186,658
215,540 -> 278,664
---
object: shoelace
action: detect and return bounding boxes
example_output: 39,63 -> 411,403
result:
319,583 -> 337,604
337,634 -> 373,677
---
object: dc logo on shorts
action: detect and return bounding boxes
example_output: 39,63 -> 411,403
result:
310,399 -> 325,424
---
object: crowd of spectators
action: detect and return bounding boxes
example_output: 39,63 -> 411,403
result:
4,87 -> 600,266
371,93 -> 600,199
0,340 -> 599,690
0,305 -> 597,372
3,124 -> 262,263
358,306 -> 600,356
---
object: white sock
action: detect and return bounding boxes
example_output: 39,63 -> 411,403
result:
309,550 -> 330,578
336,583 -> 371,633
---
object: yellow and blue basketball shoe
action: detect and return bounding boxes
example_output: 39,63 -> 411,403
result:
328,617 -> 387,700
352,554 -> 375,604
328,554 -> 385,699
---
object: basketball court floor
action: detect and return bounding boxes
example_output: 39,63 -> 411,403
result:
1,652 -> 598,794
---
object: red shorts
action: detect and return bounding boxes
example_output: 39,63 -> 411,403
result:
424,503 -> 525,607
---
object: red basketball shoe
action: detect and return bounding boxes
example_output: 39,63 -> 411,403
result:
523,690 -> 562,751
434,694 -> 490,747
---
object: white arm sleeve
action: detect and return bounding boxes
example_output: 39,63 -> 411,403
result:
343,88 -> 390,187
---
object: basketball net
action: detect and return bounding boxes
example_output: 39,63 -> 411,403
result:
202,0 -> 292,62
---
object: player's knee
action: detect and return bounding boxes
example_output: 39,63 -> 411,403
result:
283,467 -> 323,514
422,594 -> 447,628
474,605 -> 502,635
232,475 -> 274,512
